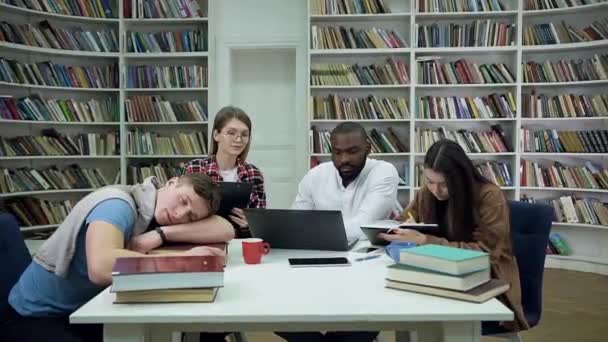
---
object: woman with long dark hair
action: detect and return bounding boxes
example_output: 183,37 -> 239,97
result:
379,139 -> 529,332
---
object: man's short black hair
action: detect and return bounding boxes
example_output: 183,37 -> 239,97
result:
330,122 -> 367,140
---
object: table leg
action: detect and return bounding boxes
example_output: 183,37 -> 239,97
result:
103,324 -> 148,342
400,322 -> 481,342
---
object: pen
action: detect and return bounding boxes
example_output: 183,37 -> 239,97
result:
355,254 -> 381,262
407,211 -> 415,222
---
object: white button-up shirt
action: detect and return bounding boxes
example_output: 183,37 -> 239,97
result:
292,159 -> 399,240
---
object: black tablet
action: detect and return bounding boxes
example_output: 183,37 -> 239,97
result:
217,182 -> 253,216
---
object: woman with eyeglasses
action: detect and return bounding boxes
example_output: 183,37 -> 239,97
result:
183,105 -> 266,239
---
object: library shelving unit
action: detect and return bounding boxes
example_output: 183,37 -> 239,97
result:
0,0 -> 210,240
307,0 -> 608,274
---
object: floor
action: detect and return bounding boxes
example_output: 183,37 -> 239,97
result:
243,269 -> 608,342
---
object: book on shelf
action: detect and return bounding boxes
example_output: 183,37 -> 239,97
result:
417,57 -> 515,85
0,130 -> 119,156
416,93 -> 516,119
416,21 -> 516,48
126,130 -> 207,155
386,278 -> 510,303
416,161 -> 513,187
417,0 -> 508,12
525,0 -> 607,11
523,19 -> 608,46
0,20 -> 119,52
310,25 -> 407,49
127,162 -> 185,184
520,160 -> 608,189
0,58 -> 119,89
0,165 -> 116,193
522,195 -> 608,227
310,58 -> 409,86
520,128 -> 608,153
125,96 -> 207,122
548,232 -> 572,255
0,95 -> 118,122
415,125 -> 511,153
126,64 -> 208,89
111,254 -> 224,292
127,29 -> 208,53
310,126 -> 408,154
309,0 -> 391,15
522,54 -> 608,83
124,0 -> 204,19
522,92 -> 608,118
311,94 -> 409,120
2,197 -> 76,226
0,0 -> 116,18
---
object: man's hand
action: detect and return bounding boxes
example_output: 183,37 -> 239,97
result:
229,208 -> 248,228
378,228 -> 427,245
129,230 -> 163,253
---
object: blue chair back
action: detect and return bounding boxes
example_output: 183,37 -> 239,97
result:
0,213 -> 32,313
508,200 -> 553,328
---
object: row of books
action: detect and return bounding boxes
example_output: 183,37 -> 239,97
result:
523,194 -> 608,226
0,0 -> 115,18
416,160 -> 513,187
310,26 -> 407,50
0,58 -> 119,88
417,0 -> 507,12
416,21 -> 516,47
3,197 -> 75,226
0,95 -> 118,122
127,29 -> 207,53
127,162 -> 184,185
0,130 -> 119,156
0,165 -> 114,193
520,160 -> 608,189
310,59 -> 409,86
386,245 -> 509,304
415,125 -> 511,153
310,127 -> 408,153
520,129 -> 608,153
525,0 -> 607,11
309,0 -> 391,15
124,0 -> 204,19
522,93 -> 608,118
417,93 -> 516,119
125,96 -> 207,122
417,57 -> 515,85
522,55 -> 608,83
524,20 -> 608,46
126,130 -> 207,155
0,20 -> 119,53
311,94 -> 409,120
126,64 -> 207,89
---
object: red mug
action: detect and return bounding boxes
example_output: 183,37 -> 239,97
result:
242,238 -> 271,264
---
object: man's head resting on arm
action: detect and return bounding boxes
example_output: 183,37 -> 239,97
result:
154,173 -> 221,226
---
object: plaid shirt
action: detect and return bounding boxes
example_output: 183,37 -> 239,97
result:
183,156 -> 266,237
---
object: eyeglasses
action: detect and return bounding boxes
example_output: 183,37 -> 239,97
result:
223,130 -> 250,142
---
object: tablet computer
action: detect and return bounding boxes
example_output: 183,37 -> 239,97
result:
360,221 -> 439,246
217,182 -> 253,216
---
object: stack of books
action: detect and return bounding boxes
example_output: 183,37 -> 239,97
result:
385,244 -> 510,303
111,254 -> 224,303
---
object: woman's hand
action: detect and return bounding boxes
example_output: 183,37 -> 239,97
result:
378,228 -> 427,245
229,208 -> 248,228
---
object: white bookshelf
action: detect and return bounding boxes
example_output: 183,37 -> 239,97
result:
0,0 -> 211,236
306,0 -> 608,274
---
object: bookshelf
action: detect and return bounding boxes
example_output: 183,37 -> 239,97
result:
0,0 -> 210,239
307,0 -> 608,274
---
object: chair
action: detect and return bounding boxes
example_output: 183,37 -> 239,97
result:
482,201 -> 553,341
0,213 -> 32,313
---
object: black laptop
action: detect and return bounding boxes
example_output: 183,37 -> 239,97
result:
244,209 -> 359,251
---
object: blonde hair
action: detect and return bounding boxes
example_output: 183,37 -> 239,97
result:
211,106 -> 252,161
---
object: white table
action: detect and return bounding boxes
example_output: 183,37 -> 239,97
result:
70,241 -> 513,342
